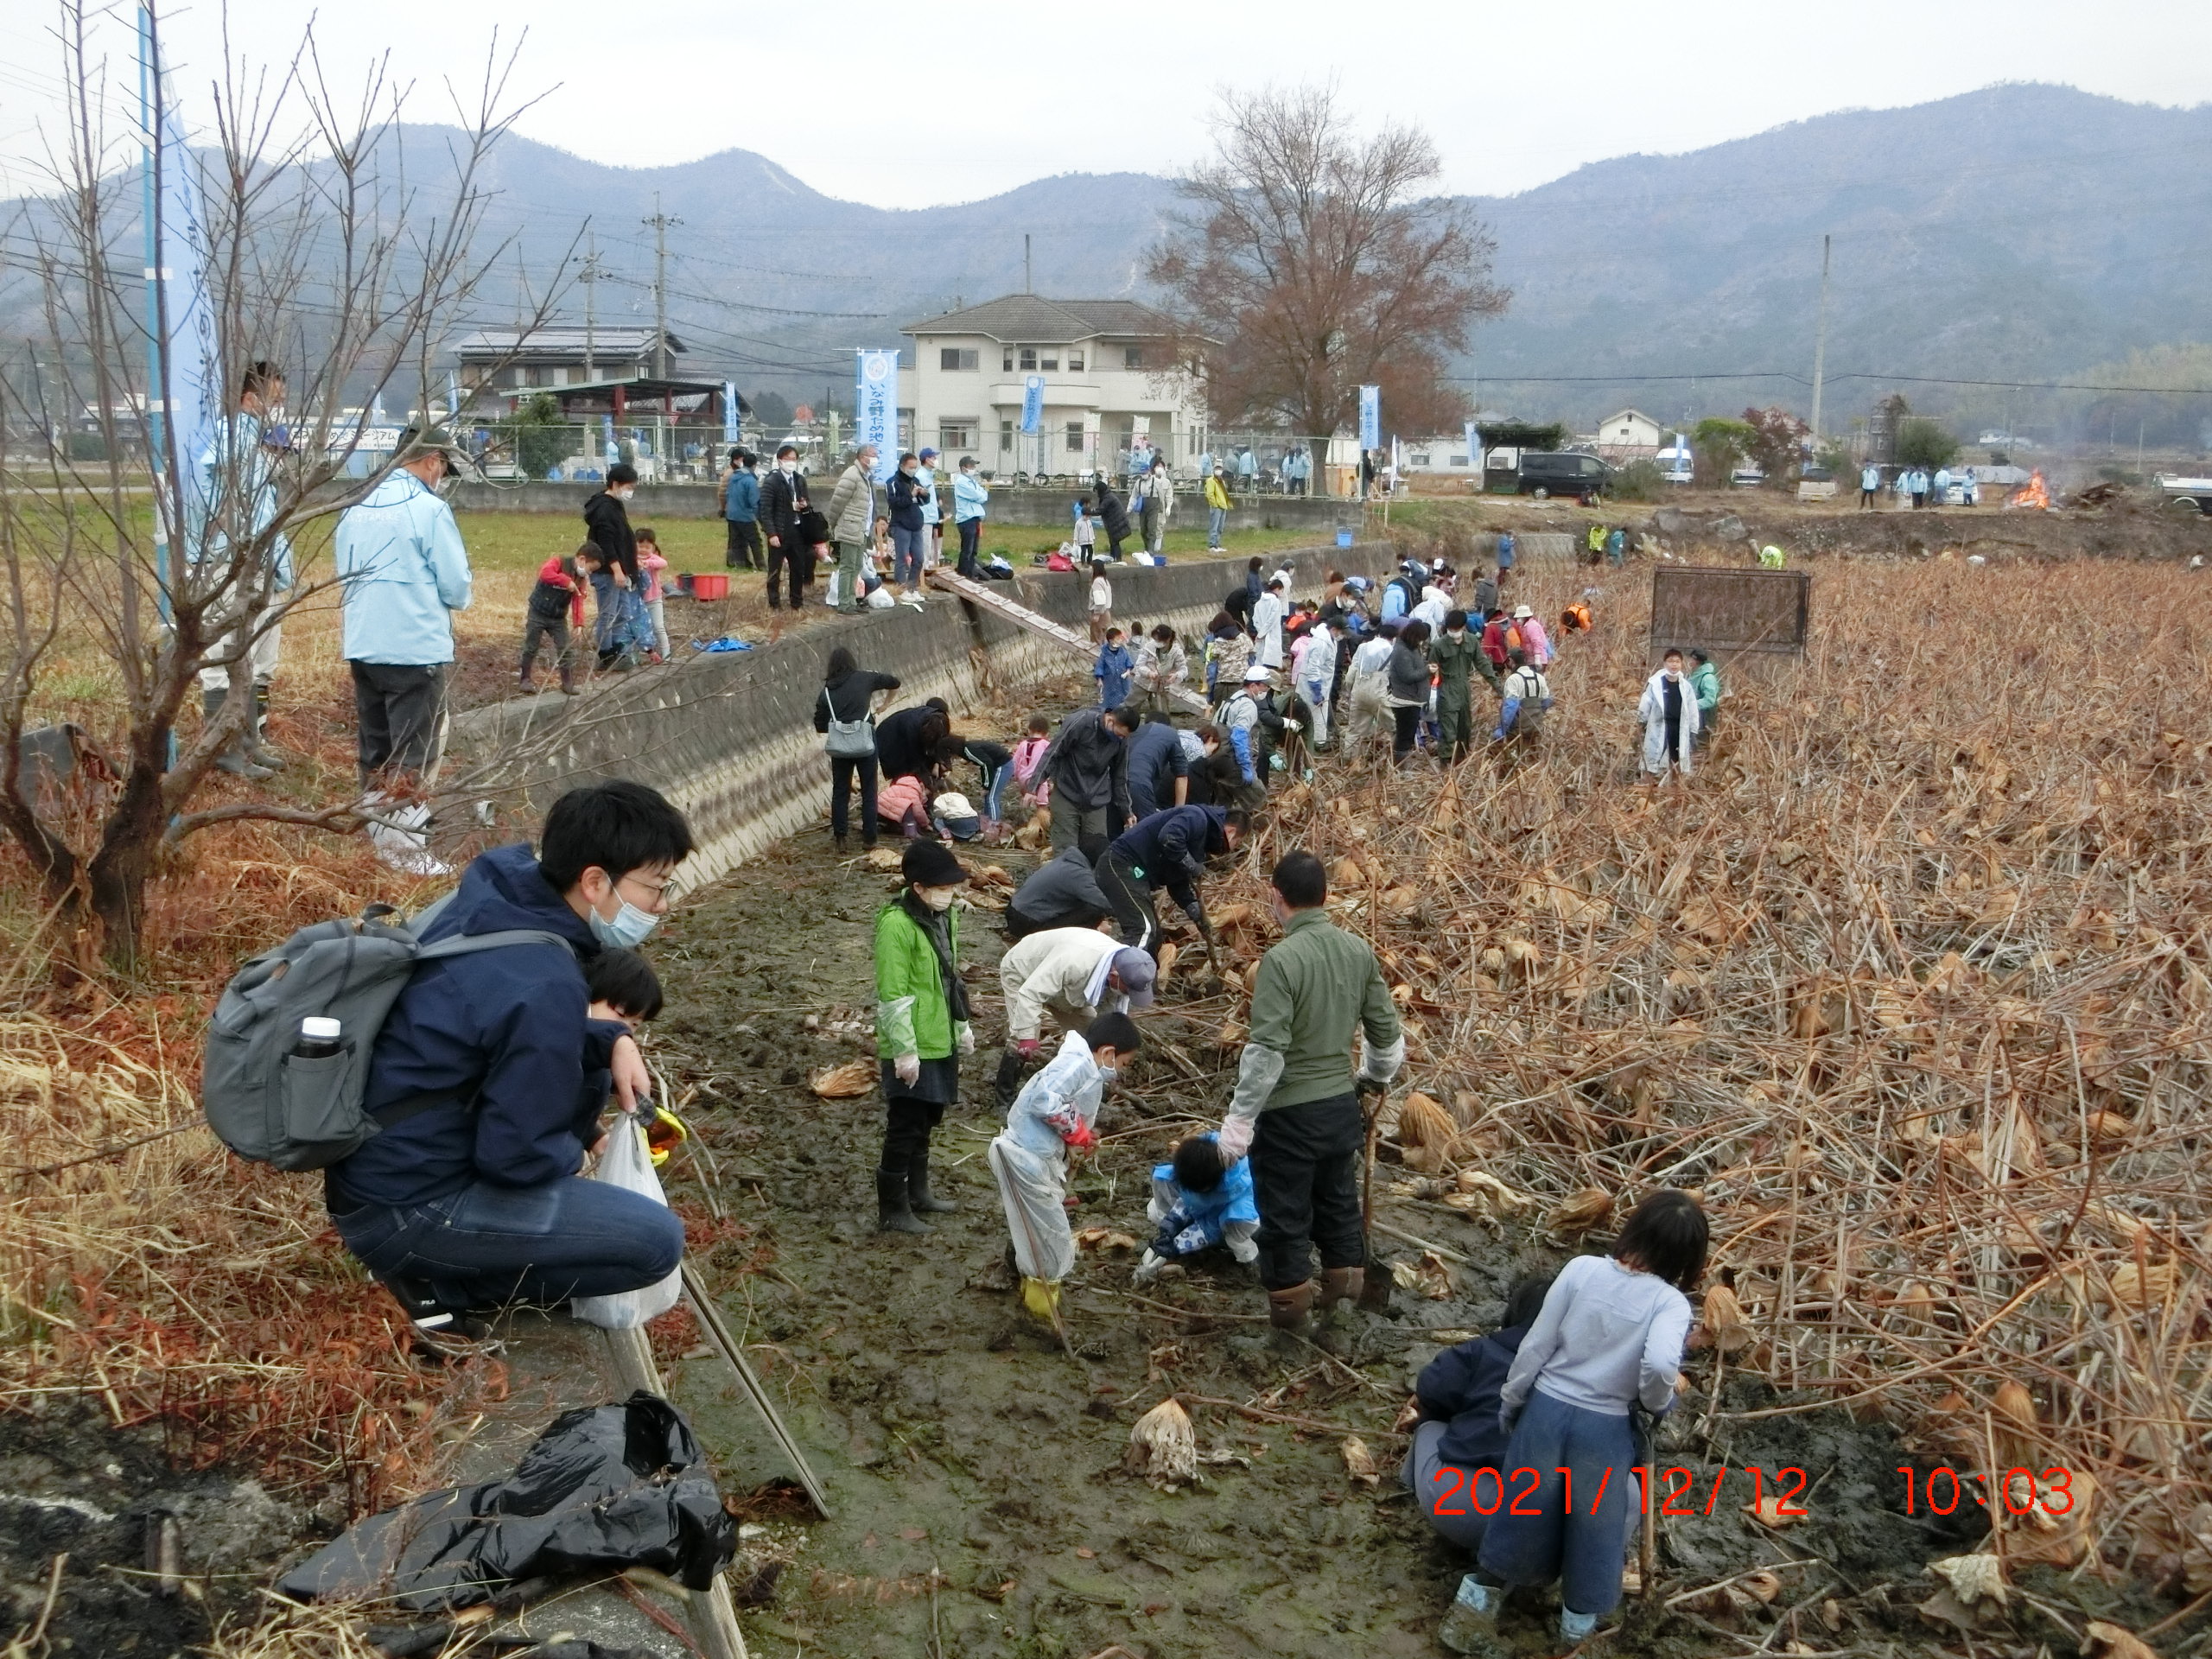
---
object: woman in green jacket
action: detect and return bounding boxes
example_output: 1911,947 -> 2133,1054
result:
1690,650 -> 1721,746
874,839 -> 973,1232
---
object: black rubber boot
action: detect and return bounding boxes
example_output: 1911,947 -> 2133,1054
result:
204,689 -> 274,779
875,1166 -> 931,1234
994,1049 -> 1028,1109
247,683 -> 288,769
907,1146 -> 957,1214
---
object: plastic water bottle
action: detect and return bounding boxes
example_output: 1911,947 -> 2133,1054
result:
294,1016 -> 343,1059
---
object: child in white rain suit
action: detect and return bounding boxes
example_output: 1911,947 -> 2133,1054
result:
987,1013 -> 1142,1325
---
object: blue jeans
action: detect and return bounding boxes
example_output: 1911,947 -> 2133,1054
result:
1208,505 -> 1227,547
1477,1389 -> 1639,1618
892,523 -> 925,586
332,1176 -> 685,1313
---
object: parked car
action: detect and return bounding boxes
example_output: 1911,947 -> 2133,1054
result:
1516,450 -> 1611,503
1796,467 -> 1837,500
1730,465 -> 1766,489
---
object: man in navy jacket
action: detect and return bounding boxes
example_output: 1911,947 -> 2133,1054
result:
1095,803 -> 1247,955
1123,712 -> 1191,820
327,780 -> 694,1352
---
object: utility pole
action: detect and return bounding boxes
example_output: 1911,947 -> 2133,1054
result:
645,194 -> 681,379
580,234 -> 601,381
1024,233 -> 1032,295
1809,233 -> 1832,443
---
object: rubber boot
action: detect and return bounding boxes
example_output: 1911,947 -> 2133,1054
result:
907,1146 -> 957,1213
994,1049 -> 1027,1109
1317,1266 -> 1364,1312
834,833 -> 849,855
1437,1575 -> 1506,1657
203,690 -> 275,779
1316,1266 -> 1365,1353
247,683 -> 288,769
1267,1280 -> 1314,1333
875,1167 -> 931,1235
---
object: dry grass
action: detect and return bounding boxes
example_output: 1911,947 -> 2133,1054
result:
1173,553 -> 2212,1586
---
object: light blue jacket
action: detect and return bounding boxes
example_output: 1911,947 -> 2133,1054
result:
334,470 -> 473,664
724,470 -> 760,523
916,465 -> 942,525
190,412 -> 294,590
952,470 -> 989,522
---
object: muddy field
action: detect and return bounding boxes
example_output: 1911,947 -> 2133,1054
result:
639,681 -> 2149,1658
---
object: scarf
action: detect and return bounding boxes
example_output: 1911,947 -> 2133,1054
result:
899,891 -> 971,1023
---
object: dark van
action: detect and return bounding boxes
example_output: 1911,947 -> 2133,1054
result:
1516,451 -> 1611,503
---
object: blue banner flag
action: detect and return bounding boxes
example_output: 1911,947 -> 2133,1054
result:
602,414 -> 618,464
722,380 -> 741,446
855,349 -> 898,482
1465,420 -> 1480,467
1359,385 -> 1381,451
1020,373 -> 1046,435
138,5 -> 220,579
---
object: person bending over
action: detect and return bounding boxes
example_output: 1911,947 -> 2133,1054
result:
1133,1133 -> 1259,1284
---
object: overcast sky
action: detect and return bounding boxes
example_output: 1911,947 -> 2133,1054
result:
0,0 -> 2205,204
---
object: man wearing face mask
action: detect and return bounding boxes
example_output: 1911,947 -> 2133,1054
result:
1217,850 -> 1402,1344
323,780 -> 695,1356
760,444 -> 813,610
582,462 -> 653,666
828,443 -> 882,616
873,839 -> 974,1234
1637,646 -> 1700,780
334,424 -> 474,874
1427,607 -> 1491,766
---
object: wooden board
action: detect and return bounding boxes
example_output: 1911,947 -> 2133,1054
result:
1649,566 -> 1810,659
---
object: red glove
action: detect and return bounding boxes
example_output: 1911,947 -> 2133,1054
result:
1017,1038 -> 1041,1058
1064,1122 -> 1099,1154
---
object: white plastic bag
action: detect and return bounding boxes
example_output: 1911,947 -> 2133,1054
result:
867,585 -> 897,609
571,1112 -> 683,1329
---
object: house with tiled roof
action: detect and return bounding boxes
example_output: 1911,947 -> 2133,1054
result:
898,295 -> 1205,479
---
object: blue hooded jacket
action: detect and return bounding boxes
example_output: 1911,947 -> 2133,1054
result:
1417,1323 -> 1532,1470
331,842 -> 626,1208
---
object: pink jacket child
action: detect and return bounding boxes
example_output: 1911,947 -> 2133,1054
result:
1011,730 -> 1053,808
876,772 -> 935,839
638,546 -> 669,604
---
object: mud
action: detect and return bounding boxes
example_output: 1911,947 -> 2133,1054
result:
641,688 -> 2072,1657
0,1399 -> 311,1653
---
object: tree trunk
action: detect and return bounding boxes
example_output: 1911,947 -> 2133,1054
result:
87,753 -> 172,968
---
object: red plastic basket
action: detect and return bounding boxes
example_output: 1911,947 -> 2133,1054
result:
687,572 -> 729,601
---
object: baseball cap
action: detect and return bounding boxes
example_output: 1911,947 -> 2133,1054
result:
1243,664 -> 1273,682
1110,948 -> 1157,1009
919,447 -> 938,461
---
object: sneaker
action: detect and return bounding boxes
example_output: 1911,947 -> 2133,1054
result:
383,1281 -> 504,1363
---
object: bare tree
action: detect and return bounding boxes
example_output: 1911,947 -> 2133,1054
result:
1147,85 -> 1508,442
0,0 -> 564,965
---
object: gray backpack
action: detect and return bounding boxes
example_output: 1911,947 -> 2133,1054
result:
202,901 -> 570,1172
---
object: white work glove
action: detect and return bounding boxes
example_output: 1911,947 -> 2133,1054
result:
1133,1249 -> 1166,1287
956,1020 -> 976,1055
1227,1234 -> 1259,1266
1217,1112 -> 1255,1161
894,1052 -> 921,1087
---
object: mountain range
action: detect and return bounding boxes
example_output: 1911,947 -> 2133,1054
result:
7,82 -> 2209,435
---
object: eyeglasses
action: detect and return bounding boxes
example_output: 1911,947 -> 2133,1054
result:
618,872 -> 676,909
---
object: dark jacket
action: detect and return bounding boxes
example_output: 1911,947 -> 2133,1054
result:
1109,804 -> 1230,910
1224,586 -> 1256,632
1092,481 -> 1132,541
582,490 -> 638,581
1387,641 -> 1432,703
1039,707 -> 1131,817
1008,844 -> 1115,931
1123,719 -> 1190,819
815,667 -> 901,730
887,470 -> 930,532
1185,742 -> 1244,807
1417,1323 -> 1531,1470
874,703 -> 943,780
333,842 -> 624,1209
760,468 -> 810,548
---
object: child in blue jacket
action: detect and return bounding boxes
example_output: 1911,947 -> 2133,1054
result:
1132,1133 -> 1258,1282
1093,627 -> 1135,709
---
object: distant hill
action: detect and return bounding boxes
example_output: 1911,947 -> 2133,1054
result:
6,83 -> 2206,434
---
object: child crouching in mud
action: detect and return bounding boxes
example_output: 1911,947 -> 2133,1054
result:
1438,1188 -> 1707,1656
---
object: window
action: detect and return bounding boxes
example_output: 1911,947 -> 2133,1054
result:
1449,454 -> 1469,467
1069,351 -> 1084,372
1065,422 -> 1085,454
939,421 -> 976,452
1018,347 -> 1037,371
1040,354 -> 1058,372
999,420 -> 1014,454
940,347 -> 978,372
1124,346 -> 1143,368
568,365 -> 588,385
1002,349 -> 1014,372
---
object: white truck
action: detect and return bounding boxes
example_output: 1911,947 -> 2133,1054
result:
2155,474 -> 2212,513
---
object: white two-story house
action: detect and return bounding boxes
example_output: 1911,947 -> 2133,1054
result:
897,295 -> 1205,478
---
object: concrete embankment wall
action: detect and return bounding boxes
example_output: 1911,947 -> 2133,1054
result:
450,542 -> 1400,890
448,480 -> 1352,538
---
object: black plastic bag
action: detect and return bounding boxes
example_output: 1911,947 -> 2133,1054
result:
280,1392 -> 736,1611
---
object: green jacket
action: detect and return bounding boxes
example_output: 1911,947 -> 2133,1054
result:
1691,658 -> 1720,714
1246,908 -> 1401,1110
1428,631 -> 1494,702
875,898 -> 963,1059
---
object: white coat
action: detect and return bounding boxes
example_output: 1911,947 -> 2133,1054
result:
1251,591 -> 1287,668
998,926 -> 1127,1042
1637,667 -> 1700,774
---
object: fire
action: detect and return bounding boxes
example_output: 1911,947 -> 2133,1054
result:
2006,468 -> 2051,510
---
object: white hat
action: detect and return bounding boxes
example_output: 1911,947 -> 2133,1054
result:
1243,664 -> 1273,682
933,792 -> 982,839
1513,605 -> 1534,620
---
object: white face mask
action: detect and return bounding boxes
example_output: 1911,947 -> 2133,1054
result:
1665,668 -> 1681,681
1095,1062 -> 1118,1085
779,459 -> 796,474
588,896 -> 660,950
916,885 -> 957,912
